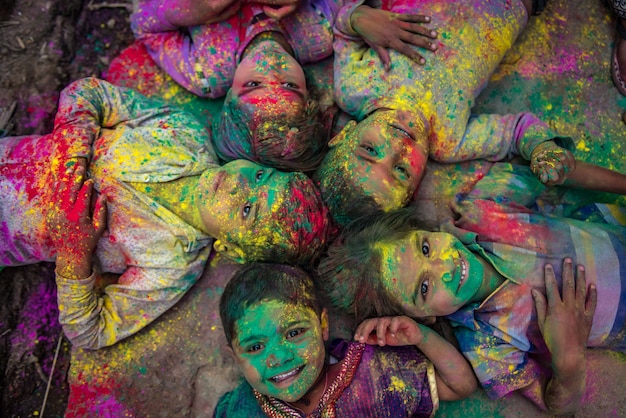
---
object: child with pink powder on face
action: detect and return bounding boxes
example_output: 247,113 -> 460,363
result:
128,0 -> 438,172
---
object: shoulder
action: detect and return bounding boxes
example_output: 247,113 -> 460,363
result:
214,381 -> 265,418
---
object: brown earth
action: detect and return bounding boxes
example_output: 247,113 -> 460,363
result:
0,0 -> 134,415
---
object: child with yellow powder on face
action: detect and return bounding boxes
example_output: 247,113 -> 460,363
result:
0,77 -> 332,350
214,262 -> 477,417
127,0 -> 438,172
314,0 -> 574,225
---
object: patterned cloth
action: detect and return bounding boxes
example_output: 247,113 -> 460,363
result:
0,77 -> 218,349
443,193 -> 626,399
214,340 -> 438,417
610,0 -> 626,19
131,0 -> 340,98
333,0 -> 566,163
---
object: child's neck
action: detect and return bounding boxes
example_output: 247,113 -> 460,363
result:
287,362 -> 339,415
242,31 -> 294,60
472,257 -> 507,304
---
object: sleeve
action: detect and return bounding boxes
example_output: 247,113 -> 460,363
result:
55,181 -> 212,349
452,325 -> 543,399
51,77 -> 171,161
130,0 -> 212,97
430,112 -> 569,163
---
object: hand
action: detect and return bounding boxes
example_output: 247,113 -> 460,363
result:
354,316 -> 426,347
532,259 -> 596,378
530,141 -> 576,186
46,163 -> 107,279
163,0 -> 242,26
350,5 -> 438,71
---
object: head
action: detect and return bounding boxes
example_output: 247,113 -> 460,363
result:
212,40 -> 327,172
197,160 -> 331,265
313,109 -> 429,226
318,208 -> 490,323
220,262 -> 328,402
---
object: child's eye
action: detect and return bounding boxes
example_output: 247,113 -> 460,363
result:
242,204 -> 252,218
360,145 -> 377,156
421,241 -> 430,256
244,81 -> 260,88
247,343 -> 263,353
282,82 -> 298,89
286,328 -> 304,339
255,170 -> 264,182
394,165 -> 409,176
420,280 -> 429,296
392,125 -> 414,140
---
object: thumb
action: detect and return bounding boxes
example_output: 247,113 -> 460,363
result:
532,289 -> 547,335
93,195 -> 107,236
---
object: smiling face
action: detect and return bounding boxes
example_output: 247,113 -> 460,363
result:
231,300 -> 328,402
326,109 -> 428,211
197,159 -> 291,258
375,230 -> 497,318
232,39 -> 308,125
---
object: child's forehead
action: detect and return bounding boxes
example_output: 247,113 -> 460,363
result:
237,300 -> 316,326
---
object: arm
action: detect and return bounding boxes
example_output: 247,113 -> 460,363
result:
528,259 -> 597,415
51,177 -> 211,349
562,161 -> 626,194
354,316 -> 477,400
52,77 -> 170,161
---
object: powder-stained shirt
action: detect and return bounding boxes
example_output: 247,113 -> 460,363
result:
443,190 -> 626,399
333,0 -> 559,162
0,77 -> 219,349
214,340 -> 438,417
131,0 -> 340,98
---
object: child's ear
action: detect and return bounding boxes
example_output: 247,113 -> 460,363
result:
213,239 -> 247,264
320,308 -> 330,341
328,120 -> 357,147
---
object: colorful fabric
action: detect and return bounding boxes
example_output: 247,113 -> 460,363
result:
0,77 -> 219,349
333,0 -> 565,163
131,0 -> 340,98
214,340 -> 438,417
443,194 -> 626,399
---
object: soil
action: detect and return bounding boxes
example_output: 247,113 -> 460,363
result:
0,0 -> 134,415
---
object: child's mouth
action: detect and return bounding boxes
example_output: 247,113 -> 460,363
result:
269,365 -> 304,385
456,257 -> 468,293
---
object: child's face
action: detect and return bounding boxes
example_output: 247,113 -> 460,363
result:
374,230 -> 491,317
231,300 -> 328,402
327,110 -> 428,211
233,40 -> 308,125
198,159 -> 290,254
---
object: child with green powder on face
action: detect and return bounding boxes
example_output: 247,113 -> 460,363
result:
214,262 -> 477,417
314,0 -> 574,225
128,0 -> 438,172
0,77 -> 332,350
317,177 -> 626,415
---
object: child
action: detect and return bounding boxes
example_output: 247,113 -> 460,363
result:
214,262 -> 477,417
0,77 -> 332,349
130,0 -> 438,172
317,185 -> 626,414
314,0 -> 572,225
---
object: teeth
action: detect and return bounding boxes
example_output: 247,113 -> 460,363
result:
461,258 -> 467,281
271,366 -> 302,382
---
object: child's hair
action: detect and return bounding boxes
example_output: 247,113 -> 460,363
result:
212,89 -> 328,173
220,262 -> 323,345
236,172 -> 332,265
313,160 -> 383,227
318,208 -> 438,323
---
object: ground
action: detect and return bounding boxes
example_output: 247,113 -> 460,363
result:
0,0 -> 625,417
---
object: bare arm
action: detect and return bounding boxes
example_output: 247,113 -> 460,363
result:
355,316 -> 477,400
563,161 -> 626,194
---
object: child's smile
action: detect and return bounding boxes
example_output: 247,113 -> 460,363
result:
231,300 -> 327,402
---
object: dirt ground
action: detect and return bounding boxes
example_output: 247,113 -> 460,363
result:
0,0 -> 135,415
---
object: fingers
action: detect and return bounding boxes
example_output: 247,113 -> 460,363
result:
93,194 -> 108,236
396,13 -> 435,27
576,264 -> 597,323
532,288 -> 547,335
561,258 -> 576,305
398,20 -> 438,41
544,263 -> 562,308
354,319 -> 379,344
372,44 -> 392,72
